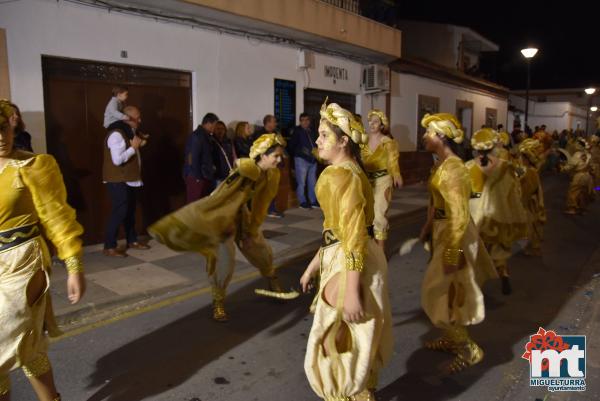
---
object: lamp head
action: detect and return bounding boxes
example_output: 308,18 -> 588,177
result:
520,48 -> 539,59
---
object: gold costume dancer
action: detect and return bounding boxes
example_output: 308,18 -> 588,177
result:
0,100 -> 86,401
149,134 -> 294,322
560,138 -> 594,215
517,139 -> 546,256
465,129 -> 527,295
494,131 -> 512,161
301,101 -> 392,401
418,114 -> 496,374
588,136 -> 600,187
361,110 -> 403,247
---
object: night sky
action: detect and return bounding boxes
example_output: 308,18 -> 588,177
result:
393,1 -> 598,90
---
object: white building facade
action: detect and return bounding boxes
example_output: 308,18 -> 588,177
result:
390,72 -> 508,151
0,0 -> 396,152
509,90 -> 597,134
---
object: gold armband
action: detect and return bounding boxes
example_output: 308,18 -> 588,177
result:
443,248 -> 464,266
64,256 -> 84,274
22,354 -> 51,378
345,252 -> 364,272
374,229 -> 388,241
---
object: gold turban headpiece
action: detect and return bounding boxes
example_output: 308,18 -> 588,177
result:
420,113 -> 464,144
471,128 -> 498,151
320,99 -> 368,145
368,109 -> 389,129
518,138 -> 542,164
249,133 -> 286,159
0,99 -> 14,129
497,131 -> 510,146
576,137 -> 590,151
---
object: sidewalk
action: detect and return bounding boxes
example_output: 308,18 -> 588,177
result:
50,183 -> 430,327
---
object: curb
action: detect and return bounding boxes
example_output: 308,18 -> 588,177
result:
55,205 -> 427,331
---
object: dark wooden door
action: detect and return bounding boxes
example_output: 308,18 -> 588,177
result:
417,95 -> 440,151
42,56 -> 192,244
303,88 -> 356,130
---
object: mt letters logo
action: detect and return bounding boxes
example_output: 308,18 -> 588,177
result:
522,327 -> 586,392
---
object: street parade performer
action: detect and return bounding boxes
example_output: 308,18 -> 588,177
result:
418,113 -> 495,374
465,128 -> 527,295
559,138 -> 595,215
360,109 -> 403,249
0,99 -> 86,401
517,138 -> 546,256
149,133 -> 298,322
300,100 -> 393,401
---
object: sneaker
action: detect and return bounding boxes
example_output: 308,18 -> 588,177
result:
299,202 -> 311,209
267,211 -> 284,218
311,203 -> 320,209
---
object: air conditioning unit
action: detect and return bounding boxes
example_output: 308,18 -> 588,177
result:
362,64 -> 390,92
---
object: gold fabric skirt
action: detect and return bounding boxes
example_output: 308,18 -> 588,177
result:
371,175 -> 393,241
421,219 -> 495,328
566,171 -> 594,211
304,239 -> 393,400
0,236 -> 53,376
469,172 -> 528,248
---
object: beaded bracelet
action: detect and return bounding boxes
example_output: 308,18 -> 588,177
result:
64,256 -> 84,274
345,253 -> 364,272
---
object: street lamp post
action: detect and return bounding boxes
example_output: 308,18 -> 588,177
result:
521,48 -> 538,135
585,88 -> 596,135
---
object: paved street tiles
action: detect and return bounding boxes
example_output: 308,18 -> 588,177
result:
87,263 -> 188,296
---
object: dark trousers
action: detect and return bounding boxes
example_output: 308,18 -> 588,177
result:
185,175 -> 214,203
104,182 -> 138,249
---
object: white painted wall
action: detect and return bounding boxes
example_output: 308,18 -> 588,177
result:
0,0 -> 365,152
508,96 -> 589,132
388,72 -> 508,151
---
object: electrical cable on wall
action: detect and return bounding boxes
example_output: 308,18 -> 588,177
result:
303,67 -> 311,90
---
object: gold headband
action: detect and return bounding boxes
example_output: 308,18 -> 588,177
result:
471,128 -> 498,151
518,138 -> 542,164
497,131 -> 510,146
576,138 -> 590,150
249,133 -> 286,159
320,98 -> 368,145
420,113 -> 464,144
368,109 -> 389,129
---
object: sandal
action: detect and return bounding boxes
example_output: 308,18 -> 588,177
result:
447,342 -> 484,374
424,337 -> 456,354
212,301 -> 228,322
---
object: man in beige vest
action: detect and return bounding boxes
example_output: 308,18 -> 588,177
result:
102,106 -> 150,257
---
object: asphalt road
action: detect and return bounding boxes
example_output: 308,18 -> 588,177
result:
8,174 -> 600,401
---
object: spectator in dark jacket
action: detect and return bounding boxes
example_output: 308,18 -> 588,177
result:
253,114 -> 278,140
211,121 -> 236,184
234,121 -> 253,158
288,113 -> 318,208
183,113 -> 218,203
